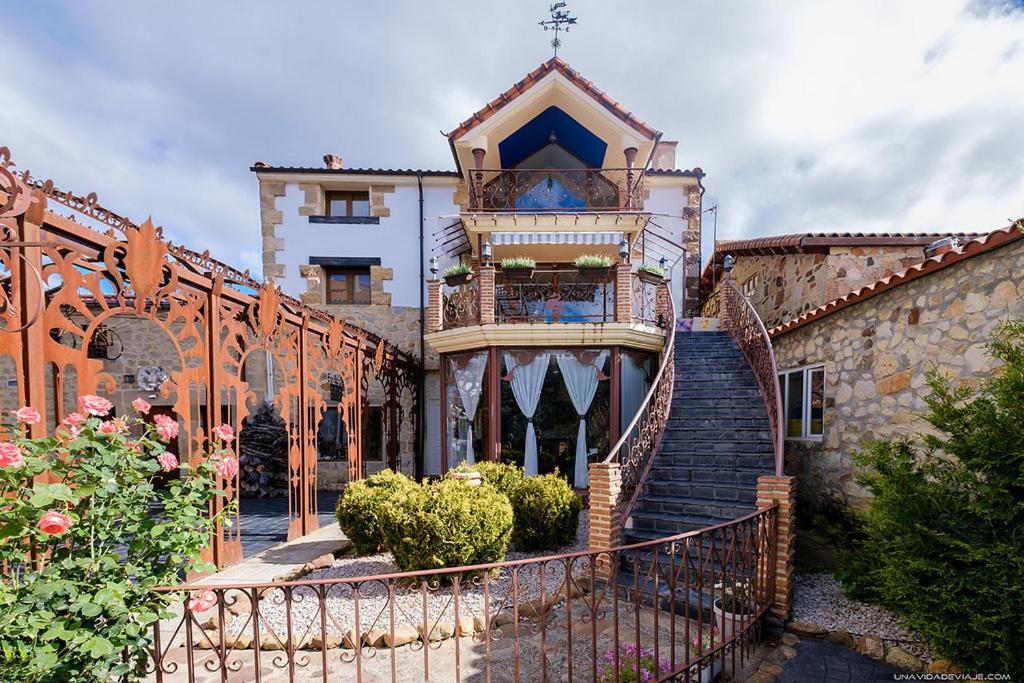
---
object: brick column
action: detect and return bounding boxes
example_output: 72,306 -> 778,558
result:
477,266 -> 495,324
426,278 -> 443,333
614,263 -> 632,322
588,462 -> 623,577
655,280 -> 670,327
756,475 -> 796,620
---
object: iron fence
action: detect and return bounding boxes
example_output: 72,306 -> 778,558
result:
468,169 -> 647,213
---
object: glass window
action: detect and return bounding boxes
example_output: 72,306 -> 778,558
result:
780,365 -> 825,440
326,268 -> 372,305
326,191 -> 371,217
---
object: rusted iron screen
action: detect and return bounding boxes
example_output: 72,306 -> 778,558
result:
0,146 -> 421,568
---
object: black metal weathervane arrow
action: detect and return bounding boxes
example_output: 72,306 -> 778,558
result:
539,2 -> 578,58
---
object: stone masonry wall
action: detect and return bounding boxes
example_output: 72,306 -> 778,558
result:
771,238 -> 1024,512
730,253 -> 829,329
825,246 -> 927,301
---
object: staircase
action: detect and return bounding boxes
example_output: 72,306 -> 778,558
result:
621,329 -> 776,545
615,328 -> 777,619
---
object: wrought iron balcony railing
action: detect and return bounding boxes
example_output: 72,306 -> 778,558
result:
467,168 -> 646,212
494,267 -> 615,323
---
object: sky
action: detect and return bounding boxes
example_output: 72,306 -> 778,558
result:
1,0 -> 1023,276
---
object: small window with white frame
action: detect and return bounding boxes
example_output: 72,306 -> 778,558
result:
778,364 -> 824,440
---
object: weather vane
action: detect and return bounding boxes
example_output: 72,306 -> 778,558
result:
539,2 -> 578,57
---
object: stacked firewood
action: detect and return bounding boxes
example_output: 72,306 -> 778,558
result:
238,401 -> 289,498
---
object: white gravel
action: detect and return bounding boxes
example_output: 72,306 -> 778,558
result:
792,573 -> 934,662
227,511 -> 590,641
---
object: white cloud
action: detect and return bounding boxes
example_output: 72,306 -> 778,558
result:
1,0 -> 1021,275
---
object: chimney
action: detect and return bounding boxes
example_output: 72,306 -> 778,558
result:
323,154 -> 343,170
924,236 -> 961,258
651,141 -> 678,170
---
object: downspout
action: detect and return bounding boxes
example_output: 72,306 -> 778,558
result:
416,172 -> 426,481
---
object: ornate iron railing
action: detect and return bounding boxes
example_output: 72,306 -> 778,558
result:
495,267 -> 616,324
442,278 -> 480,329
147,505 -> 777,682
702,279 -> 785,476
468,168 -> 647,212
603,281 -> 676,519
630,273 -> 669,327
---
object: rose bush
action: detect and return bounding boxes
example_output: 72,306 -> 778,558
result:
0,396 -> 234,682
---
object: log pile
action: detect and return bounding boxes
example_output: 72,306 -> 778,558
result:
238,401 -> 289,498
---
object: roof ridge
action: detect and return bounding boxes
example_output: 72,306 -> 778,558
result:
768,220 -> 1024,337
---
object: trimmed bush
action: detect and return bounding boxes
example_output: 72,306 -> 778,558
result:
838,321 -> 1024,675
379,478 -> 513,575
471,461 -> 524,497
335,469 -> 415,555
508,472 -> 583,551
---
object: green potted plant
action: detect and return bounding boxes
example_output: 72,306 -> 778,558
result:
712,579 -> 756,637
500,256 -> 536,281
573,254 -> 613,282
637,263 -> 666,285
443,262 -> 473,287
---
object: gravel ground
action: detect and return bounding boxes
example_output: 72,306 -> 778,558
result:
792,573 -> 933,662
226,511 -> 590,641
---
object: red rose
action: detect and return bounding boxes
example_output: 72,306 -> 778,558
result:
37,511 -> 73,535
187,589 -> 218,613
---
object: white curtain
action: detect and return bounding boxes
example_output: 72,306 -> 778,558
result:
503,351 -> 550,476
555,350 -> 609,488
620,353 -> 652,436
450,352 -> 488,466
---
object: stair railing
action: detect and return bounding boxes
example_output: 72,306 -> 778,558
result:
603,279 -> 676,526
704,278 -> 785,476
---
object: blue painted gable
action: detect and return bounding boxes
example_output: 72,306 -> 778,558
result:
498,106 -> 607,169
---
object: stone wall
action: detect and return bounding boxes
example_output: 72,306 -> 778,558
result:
771,237 -> 1024,512
729,245 -> 932,329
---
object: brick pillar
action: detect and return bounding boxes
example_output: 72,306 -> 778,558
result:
478,266 -> 495,324
588,462 -> 623,577
614,263 -> 632,322
655,280 -> 670,327
756,475 -> 796,620
426,278 -> 443,333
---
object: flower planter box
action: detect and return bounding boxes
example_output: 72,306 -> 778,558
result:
443,272 -> 473,287
575,266 -> 612,283
637,270 -> 665,286
501,267 -> 535,281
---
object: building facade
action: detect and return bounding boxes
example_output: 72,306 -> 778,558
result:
255,58 -> 705,484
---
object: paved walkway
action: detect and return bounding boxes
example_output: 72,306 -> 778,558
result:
237,490 -> 340,557
779,638 -> 902,682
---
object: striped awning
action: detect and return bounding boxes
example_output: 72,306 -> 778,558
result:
490,231 -> 625,246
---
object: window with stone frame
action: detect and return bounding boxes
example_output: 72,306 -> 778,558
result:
325,267 -> 371,305
741,273 -> 759,298
779,364 -> 824,440
326,190 -> 371,218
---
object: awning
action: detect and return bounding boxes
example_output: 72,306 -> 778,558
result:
490,231 -> 625,246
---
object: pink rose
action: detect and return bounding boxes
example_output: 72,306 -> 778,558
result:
211,424 -> 234,442
187,589 -> 218,613
78,395 -> 113,417
62,412 -> 86,429
98,418 -> 128,435
14,407 -> 40,425
157,452 -> 178,472
212,456 -> 238,480
0,442 -> 26,468
155,421 -> 179,441
37,511 -> 73,535
131,397 -> 151,415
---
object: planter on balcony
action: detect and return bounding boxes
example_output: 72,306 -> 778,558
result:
575,266 -> 612,283
443,272 -> 474,287
637,269 -> 665,286
501,267 -> 535,281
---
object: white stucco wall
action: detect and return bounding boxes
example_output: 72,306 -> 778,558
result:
275,179 -> 459,306
642,185 -> 691,311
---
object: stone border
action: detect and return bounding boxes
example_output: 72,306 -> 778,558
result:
783,620 -> 960,675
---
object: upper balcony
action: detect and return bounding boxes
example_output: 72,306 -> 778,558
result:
466,168 -> 646,213
424,264 -> 673,354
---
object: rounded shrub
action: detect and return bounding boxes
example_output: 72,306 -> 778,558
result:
471,460 -> 524,497
508,472 -> 583,552
335,468 -> 415,555
379,478 -> 513,575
